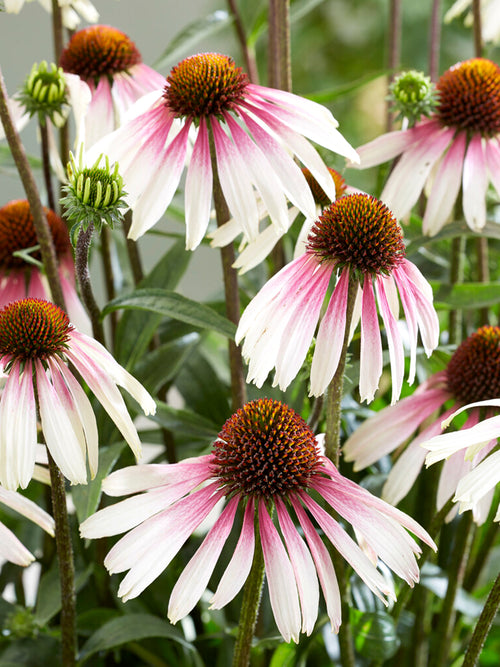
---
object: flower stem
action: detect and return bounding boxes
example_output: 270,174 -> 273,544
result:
122,210 -> 144,285
226,0 -> 259,83
46,450 -> 77,667
472,0 -> 483,57
39,121 -> 56,211
100,226 -> 117,345
208,123 -> 247,411
448,236 -> 465,344
0,66 -> 66,310
50,0 -> 64,64
324,276 -> 358,465
75,222 -> 106,345
431,511 -> 475,667
463,571 -> 500,667
232,512 -> 265,667
268,0 -> 291,93
429,0 -> 442,82
386,0 -> 402,131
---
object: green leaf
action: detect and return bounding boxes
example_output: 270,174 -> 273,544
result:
420,563 -> 484,617
133,334 -> 200,393
35,565 -> 92,625
270,642 -> 297,666
78,613 -> 198,663
114,239 -> 191,368
431,281 -> 500,310
152,401 -> 219,441
154,11 -> 233,70
104,288 -> 236,340
351,610 -> 400,661
71,441 -> 126,523
0,637 -> 61,667
307,71 -> 388,103
405,219 -> 500,255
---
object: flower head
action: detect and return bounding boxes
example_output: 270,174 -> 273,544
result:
388,70 -> 439,125
353,58 -> 500,235
17,61 -> 68,127
236,193 -> 439,402
62,150 -> 127,240
60,25 -> 166,146
0,298 -> 156,491
344,325 -> 500,524
0,200 -> 89,332
0,485 -> 54,566
90,51 -> 358,250
81,398 -> 435,643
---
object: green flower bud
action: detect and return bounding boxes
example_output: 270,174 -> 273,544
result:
4,607 -> 40,639
61,149 -> 128,243
388,70 -> 439,126
17,61 -> 68,126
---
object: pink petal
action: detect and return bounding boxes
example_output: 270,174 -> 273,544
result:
375,276 -> 405,404
359,278 -> 383,403
184,117 -> 213,249
462,134 -> 488,231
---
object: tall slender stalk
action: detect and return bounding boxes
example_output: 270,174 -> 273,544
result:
75,223 -> 106,345
429,0 -> 442,81
386,0 -> 402,131
449,235 -> 465,344
100,226 -> 117,345
463,571 -> 500,667
0,67 -> 65,310
208,124 -> 246,411
268,0 -> 291,92
39,121 -> 56,211
122,210 -> 144,285
231,511 -> 265,667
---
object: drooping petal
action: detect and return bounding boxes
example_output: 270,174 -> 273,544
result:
258,501 -> 301,643
375,275 -> 405,404
310,267 -> 349,397
462,134 -> 488,231
168,496 -> 239,623
275,497 -> 319,635
359,277 -> 383,403
210,497 -> 256,608
0,487 -> 54,536
0,522 -> 34,566
184,117 -> 213,250
454,450 -> 500,508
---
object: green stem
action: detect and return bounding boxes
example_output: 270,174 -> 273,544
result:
0,67 -> 66,310
448,236 -> 465,345
122,210 -> 144,285
324,277 -> 358,465
476,236 -> 490,326
46,450 -> 76,667
50,0 -> 64,63
465,522 -> 499,591
39,121 -> 56,211
429,0 -> 442,82
226,0 -> 259,83
431,512 -> 475,667
232,512 -> 265,667
472,0 -> 483,57
100,226 -> 117,345
208,122 -> 247,411
75,223 -> 105,345
463,571 -> 500,667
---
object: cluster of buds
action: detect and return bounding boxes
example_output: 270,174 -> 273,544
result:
388,70 -> 439,125
17,61 -> 68,127
61,149 -> 128,242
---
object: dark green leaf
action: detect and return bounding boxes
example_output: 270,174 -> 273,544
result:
78,613 -> 198,663
152,401 -> 219,441
351,610 -> 400,661
133,334 -> 200,393
113,239 -> 191,368
71,441 -> 126,523
269,642 -> 297,666
0,637 -> 61,667
104,289 -> 236,340
35,566 -> 92,625
154,11 -> 233,70
431,281 -> 500,310
405,219 -> 500,255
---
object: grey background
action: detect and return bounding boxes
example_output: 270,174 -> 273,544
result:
0,0 -> 242,300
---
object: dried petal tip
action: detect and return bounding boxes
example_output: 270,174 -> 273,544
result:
17,61 -> 68,127
61,148 -> 128,241
388,70 -> 438,124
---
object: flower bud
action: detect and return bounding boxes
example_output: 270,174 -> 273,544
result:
388,70 -> 439,125
17,61 -> 68,126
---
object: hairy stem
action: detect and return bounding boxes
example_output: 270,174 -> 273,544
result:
429,0 -> 442,82
463,571 -> 500,667
268,0 -> 291,92
39,121 -> 56,211
75,223 -> 105,345
232,511 -> 265,667
0,67 -> 65,310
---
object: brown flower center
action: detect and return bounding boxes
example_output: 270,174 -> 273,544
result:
306,193 -> 405,277
0,299 -> 72,361
0,200 -> 70,271
59,25 -> 142,80
447,326 -> 500,403
164,53 -> 249,118
302,168 -> 348,208
212,398 -> 320,498
437,58 -> 500,136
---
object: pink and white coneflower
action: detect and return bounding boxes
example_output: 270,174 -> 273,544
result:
0,485 -> 54,566
353,58 -> 500,235
59,25 -> 165,146
0,200 -> 90,333
0,298 -> 156,491
91,52 -> 358,249
344,326 -> 500,524
236,193 -> 439,401
80,398 -> 435,643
